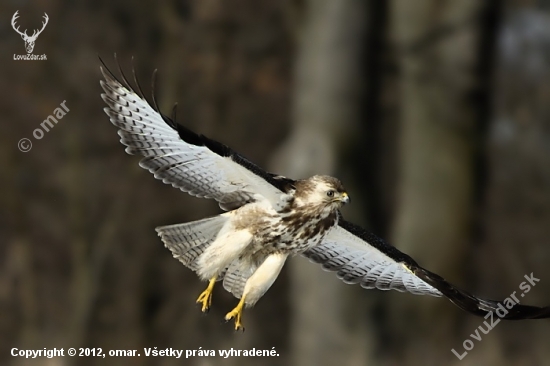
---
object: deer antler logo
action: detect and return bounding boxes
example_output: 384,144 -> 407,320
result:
12,11 -> 49,54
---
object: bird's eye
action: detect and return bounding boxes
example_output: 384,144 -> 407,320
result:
326,190 -> 335,197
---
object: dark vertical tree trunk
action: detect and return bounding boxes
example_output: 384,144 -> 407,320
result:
270,0 -> 373,364
386,0 -> 490,362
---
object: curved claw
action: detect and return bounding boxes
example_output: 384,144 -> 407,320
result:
196,277 -> 216,313
224,296 -> 246,331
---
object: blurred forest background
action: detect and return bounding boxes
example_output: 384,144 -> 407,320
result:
2,0 -> 550,365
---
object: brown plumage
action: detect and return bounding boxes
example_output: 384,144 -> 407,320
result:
156,174 -> 349,330
102,61 -> 550,333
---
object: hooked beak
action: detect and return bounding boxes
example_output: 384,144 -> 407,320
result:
340,192 -> 350,204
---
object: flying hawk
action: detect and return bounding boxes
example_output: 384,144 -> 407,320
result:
99,60 -> 550,331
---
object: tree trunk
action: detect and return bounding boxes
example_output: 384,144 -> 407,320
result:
271,1 -> 372,365
387,0 -> 484,361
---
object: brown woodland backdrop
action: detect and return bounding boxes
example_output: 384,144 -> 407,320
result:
2,0 -> 550,365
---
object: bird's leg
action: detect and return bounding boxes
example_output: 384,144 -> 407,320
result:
196,276 -> 216,313
224,253 -> 287,331
225,295 -> 246,331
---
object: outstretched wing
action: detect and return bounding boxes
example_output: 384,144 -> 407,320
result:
412,265 -> 550,319
100,63 -> 295,210
304,220 -> 442,296
304,219 -> 550,320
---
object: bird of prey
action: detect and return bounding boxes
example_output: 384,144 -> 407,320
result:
99,60 -> 550,331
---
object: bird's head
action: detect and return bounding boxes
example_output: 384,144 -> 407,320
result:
294,175 -> 349,210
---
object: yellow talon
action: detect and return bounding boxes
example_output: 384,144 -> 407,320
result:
225,296 -> 246,331
196,276 -> 216,313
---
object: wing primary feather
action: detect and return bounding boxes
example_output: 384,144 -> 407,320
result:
150,69 -> 185,133
103,57 -> 296,193
101,57 -> 550,320
131,56 -> 147,100
172,102 -> 178,123
98,55 -> 117,81
411,266 -> 550,320
150,69 -> 161,115
101,56 -> 297,209
114,53 -> 134,92
334,220 -> 550,319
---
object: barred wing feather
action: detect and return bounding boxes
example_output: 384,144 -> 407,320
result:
304,221 -> 442,296
306,219 -> 550,319
100,66 -> 293,210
